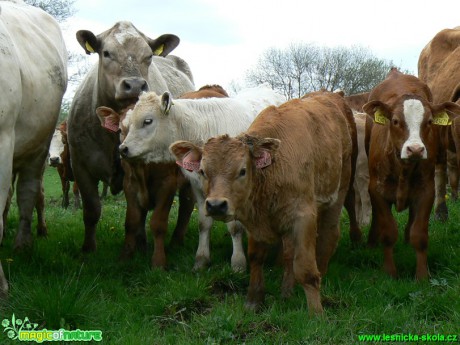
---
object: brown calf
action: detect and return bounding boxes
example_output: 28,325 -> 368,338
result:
364,68 -> 460,279
171,90 -> 354,314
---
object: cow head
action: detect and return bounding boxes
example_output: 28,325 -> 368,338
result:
364,95 -> 460,160
48,128 -> 64,167
76,21 -> 180,110
96,105 -> 135,141
118,91 -> 177,163
170,134 -> 280,222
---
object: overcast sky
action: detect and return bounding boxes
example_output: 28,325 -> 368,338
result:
61,0 -> 460,98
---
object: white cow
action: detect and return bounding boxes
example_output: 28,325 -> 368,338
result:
120,84 -> 286,271
0,0 -> 68,295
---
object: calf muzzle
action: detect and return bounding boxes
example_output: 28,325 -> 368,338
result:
205,198 -> 229,217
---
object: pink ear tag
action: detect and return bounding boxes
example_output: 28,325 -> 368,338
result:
255,150 -> 272,169
176,152 -> 201,172
102,116 -> 120,133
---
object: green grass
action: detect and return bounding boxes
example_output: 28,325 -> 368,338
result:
1,166 -> 459,344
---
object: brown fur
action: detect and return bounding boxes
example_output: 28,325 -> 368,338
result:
180,84 -> 229,99
418,27 -> 460,219
344,92 -> 370,113
364,69 -> 460,280
172,90 -> 354,314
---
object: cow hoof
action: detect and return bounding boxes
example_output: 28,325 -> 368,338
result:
349,230 -> 362,244
81,242 -> 97,253
434,203 -> 448,222
193,256 -> 210,271
231,253 -> 247,273
119,248 -> 135,261
37,226 -> 48,237
244,300 -> 261,312
151,256 -> 166,269
13,233 -> 33,251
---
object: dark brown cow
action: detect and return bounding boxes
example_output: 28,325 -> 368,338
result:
180,84 -> 229,99
48,121 -> 81,209
418,27 -> 460,219
363,68 -> 460,279
171,90 -> 354,314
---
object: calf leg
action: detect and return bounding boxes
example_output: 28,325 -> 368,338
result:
192,184 -> 213,271
409,201 -> 432,280
369,189 -> 398,277
246,236 -> 269,311
226,220 -> 247,272
73,182 -> 81,209
0,262 -> 7,298
344,185 -> 362,243
170,182 -> 194,246
293,206 -> 323,315
121,200 -> 147,260
434,163 -> 448,221
316,204 -> 341,276
447,151 -> 458,200
281,234 -> 295,298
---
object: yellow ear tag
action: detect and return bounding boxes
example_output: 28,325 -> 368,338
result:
374,109 -> 388,125
153,44 -> 164,56
432,111 -> 452,126
85,41 -> 95,53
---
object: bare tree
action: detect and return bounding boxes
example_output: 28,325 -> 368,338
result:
24,0 -> 76,23
246,43 -> 399,99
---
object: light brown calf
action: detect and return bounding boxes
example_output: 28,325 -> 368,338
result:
171,90 -> 354,314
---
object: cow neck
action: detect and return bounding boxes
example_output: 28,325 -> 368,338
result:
394,158 -> 420,212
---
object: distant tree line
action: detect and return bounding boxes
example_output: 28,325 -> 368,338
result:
246,43 -> 402,99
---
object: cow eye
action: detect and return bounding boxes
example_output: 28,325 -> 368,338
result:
239,168 -> 246,177
199,169 -> 207,179
103,50 -> 111,58
392,118 -> 399,126
145,54 -> 153,62
143,119 -> 153,127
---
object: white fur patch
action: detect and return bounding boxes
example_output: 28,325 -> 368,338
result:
401,99 -> 427,159
48,129 -> 64,162
114,23 -> 140,45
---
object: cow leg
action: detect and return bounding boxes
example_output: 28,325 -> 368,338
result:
344,185 -> 362,243
369,189 -> 398,277
58,165 -> 69,208
408,200 -> 432,280
0,137 -> 15,246
74,168 -> 101,252
170,182 -> 194,246
121,200 -> 147,260
281,234 -> 295,298
150,187 -> 176,269
0,262 -> 7,298
73,182 -> 81,209
2,186 -> 14,237
194,206 -> 213,271
293,205 -> 323,315
246,235 -> 269,311
316,207 -> 341,276
14,156 -> 46,250
36,178 -> 47,237
225,220 -> 247,272
447,150 -> 459,200
434,163 -> 448,221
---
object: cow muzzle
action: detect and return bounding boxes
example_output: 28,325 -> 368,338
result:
205,197 -> 233,221
116,77 -> 148,104
402,143 -> 427,160
48,156 -> 61,167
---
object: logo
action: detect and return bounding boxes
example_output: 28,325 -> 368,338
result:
2,314 -> 102,343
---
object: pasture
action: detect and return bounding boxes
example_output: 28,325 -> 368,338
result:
1,166 -> 459,344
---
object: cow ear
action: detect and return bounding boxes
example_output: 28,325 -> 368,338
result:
170,141 -> 202,172
96,106 -> 121,133
363,101 -> 391,125
76,30 -> 100,55
251,138 -> 281,169
148,34 -> 180,57
161,92 -> 174,115
431,101 -> 460,126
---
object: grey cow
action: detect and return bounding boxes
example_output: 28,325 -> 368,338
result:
68,21 -> 195,253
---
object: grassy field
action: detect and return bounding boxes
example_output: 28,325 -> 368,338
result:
0,166 -> 459,344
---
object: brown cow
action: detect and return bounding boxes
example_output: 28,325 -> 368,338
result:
171,90 -> 354,314
418,27 -> 460,219
96,85 -> 228,268
48,122 -> 81,209
363,68 -> 460,280
344,92 -> 370,113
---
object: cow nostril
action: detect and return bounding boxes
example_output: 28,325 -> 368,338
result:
206,199 -> 228,215
122,80 -> 132,91
141,81 -> 148,92
119,144 -> 129,156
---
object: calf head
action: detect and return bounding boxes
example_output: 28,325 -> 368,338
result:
118,91 -> 176,163
48,129 -> 64,167
364,95 -> 460,160
77,21 -> 180,110
170,134 -> 280,222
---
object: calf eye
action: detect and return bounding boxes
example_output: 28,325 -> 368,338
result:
392,119 -> 399,126
103,51 -> 111,58
239,168 -> 246,177
143,119 -> 153,127
199,169 -> 207,178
